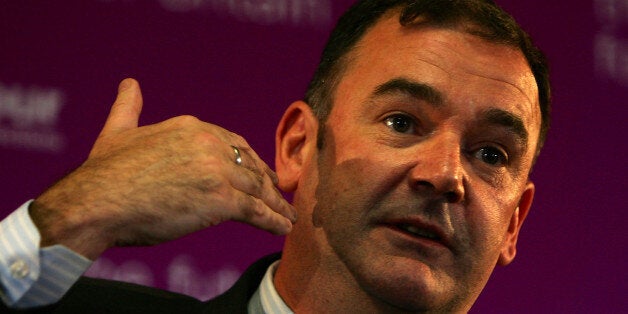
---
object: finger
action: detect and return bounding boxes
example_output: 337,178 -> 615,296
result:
235,147 -> 276,181
225,136 -> 279,186
227,163 -> 296,223
100,78 -> 144,136
239,147 -> 280,186
196,124 -> 277,184
230,189 -> 293,235
230,147 -> 291,220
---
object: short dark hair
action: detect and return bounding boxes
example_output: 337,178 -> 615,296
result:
305,0 -> 551,157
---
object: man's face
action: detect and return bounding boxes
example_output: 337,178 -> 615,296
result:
289,14 -> 541,312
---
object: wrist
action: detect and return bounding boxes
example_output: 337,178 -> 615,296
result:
30,191 -> 111,260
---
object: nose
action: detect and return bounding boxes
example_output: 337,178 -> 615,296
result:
407,133 -> 465,203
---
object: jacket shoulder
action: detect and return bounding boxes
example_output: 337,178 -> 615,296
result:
202,252 -> 281,313
2,277 -> 203,314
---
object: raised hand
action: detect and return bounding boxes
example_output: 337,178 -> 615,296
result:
30,78 -> 296,260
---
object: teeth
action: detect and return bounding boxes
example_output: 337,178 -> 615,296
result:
401,224 -> 438,240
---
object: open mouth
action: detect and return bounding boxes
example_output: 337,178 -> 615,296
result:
396,223 -> 440,241
375,216 -> 450,249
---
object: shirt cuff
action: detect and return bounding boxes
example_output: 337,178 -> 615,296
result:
0,200 -> 92,308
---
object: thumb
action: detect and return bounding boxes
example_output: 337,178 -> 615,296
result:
100,78 -> 144,136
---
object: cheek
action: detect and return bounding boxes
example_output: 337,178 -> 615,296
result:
311,151 -> 405,228
461,188 -> 518,254
468,210 -> 505,248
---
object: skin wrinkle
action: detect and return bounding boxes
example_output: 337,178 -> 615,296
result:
367,78 -> 529,183
403,27 -> 538,114
316,156 -> 471,312
406,41 -> 537,175
369,77 -> 529,149
421,25 -> 538,108
276,12 -> 540,312
373,77 -> 444,107
454,70 -> 537,109
480,108 -> 528,150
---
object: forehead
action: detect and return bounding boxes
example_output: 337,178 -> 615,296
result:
333,13 -> 541,141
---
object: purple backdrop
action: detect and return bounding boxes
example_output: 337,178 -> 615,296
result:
1,0 -> 626,312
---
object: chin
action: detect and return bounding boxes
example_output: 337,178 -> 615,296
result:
354,256 -> 469,313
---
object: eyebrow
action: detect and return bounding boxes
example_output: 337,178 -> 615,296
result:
371,77 -> 529,149
372,77 -> 443,106
480,108 -> 529,150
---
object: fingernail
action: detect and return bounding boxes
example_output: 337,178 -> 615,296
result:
118,78 -> 134,92
284,219 -> 293,234
274,219 -> 292,235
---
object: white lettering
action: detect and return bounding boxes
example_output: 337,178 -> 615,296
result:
594,0 -> 628,85
158,0 -> 332,27
0,83 -> 67,152
158,0 -> 205,12
595,33 -> 628,86
168,255 -> 240,300
86,254 -> 241,300
595,0 -> 628,30
114,261 -> 155,286
0,128 -> 66,152
0,84 -> 64,129
86,257 -> 155,287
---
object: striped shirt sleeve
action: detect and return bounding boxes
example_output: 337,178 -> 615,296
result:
0,200 -> 92,309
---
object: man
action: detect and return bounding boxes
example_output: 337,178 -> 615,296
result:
0,0 -> 550,312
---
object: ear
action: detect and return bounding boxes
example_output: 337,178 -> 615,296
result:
275,101 -> 319,192
497,181 -> 534,266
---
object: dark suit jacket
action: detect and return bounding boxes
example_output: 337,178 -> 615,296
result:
2,253 -> 281,314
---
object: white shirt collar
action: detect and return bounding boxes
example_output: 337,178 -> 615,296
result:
249,260 -> 293,314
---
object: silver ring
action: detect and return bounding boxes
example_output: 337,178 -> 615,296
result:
231,145 -> 242,165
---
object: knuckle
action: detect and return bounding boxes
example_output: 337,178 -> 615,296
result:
176,114 -> 200,124
231,133 -> 250,147
200,153 -> 224,169
240,197 -> 264,219
167,115 -> 200,128
192,131 -> 222,148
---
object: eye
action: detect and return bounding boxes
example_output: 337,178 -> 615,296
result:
384,114 -> 416,134
474,147 -> 508,166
